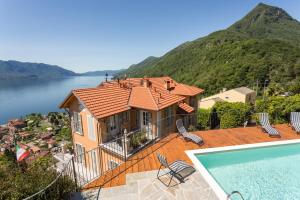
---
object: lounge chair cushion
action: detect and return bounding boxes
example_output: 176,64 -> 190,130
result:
262,125 -> 280,136
169,160 -> 194,173
182,132 -> 203,144
176,119 -> 204,144
259,113 -> 280,136
291,112 -> 300,132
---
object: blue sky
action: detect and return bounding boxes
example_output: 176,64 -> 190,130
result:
0,0 -> 299,72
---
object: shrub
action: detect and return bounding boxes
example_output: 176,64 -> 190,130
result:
0,153 -> 75,200
213,102 -> 252,128
256,94 -> 300,124
220,112 -> 239,128
197,108 -> 211,130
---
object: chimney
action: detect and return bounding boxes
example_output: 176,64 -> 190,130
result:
105,73 -> 108,82
142,78 -> 150,88
164,80 -> 171,90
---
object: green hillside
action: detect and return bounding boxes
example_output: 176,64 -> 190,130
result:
117,3 -> 300,95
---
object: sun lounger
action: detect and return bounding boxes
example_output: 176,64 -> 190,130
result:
258,113 -> 280,137
290,112 -> 300,133
176,119 -> 203,145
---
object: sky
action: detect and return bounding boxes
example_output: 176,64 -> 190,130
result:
0,0 -> 299,73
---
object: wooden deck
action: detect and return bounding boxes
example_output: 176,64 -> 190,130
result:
85,124 -> 300,190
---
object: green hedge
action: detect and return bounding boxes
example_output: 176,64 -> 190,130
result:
256,94 -> 300,123
197,108 -> 211,130
213,102 -> 251,129
220,112 -> 240,128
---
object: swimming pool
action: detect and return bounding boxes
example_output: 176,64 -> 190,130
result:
186,139 -> 300,200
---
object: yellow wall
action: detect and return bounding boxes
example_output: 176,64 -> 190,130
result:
69,98 -> 99,152
199,90 -> 256,109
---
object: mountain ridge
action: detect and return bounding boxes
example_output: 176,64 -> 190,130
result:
116,3 -> 300,95
0,60 -> 123,80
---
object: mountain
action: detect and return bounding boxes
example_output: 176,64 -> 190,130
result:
81,69 -> 125,76
117,3 -> 300,95
119,56 -> 159,77
0,60 -> 77,80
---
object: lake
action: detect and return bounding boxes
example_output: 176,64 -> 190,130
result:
0,76 -> 106,124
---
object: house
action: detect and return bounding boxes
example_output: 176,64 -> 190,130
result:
199,87 -> 256,109
59,77 -> 203,173
40,133 -> 53,140
8,119 -> 26,130
19,131 -> 32,140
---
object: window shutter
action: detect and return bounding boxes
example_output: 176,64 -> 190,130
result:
78,113 -> 83,135
88,115 -> 95,141
71,114 -> 75,132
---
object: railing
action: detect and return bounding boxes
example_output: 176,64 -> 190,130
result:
227,191 -> 245,200
24,110 -> 282,199
101,127 -> 157,159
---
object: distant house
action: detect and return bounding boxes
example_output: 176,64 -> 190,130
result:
8,119 -> 26,130
19,131 -> 32,140
199,87 -> 256,109
40,133 -> 53,140
59,77 -> 203,173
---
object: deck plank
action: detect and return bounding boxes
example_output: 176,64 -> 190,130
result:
84,124 -> 300,190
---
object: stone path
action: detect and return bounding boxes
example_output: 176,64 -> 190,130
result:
81,170 -> 219,200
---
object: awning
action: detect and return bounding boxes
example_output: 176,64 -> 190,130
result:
178,102 -> 194,113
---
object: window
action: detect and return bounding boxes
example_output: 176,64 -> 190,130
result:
121,111 -> 129,123
87,115 -> 96,141
73,112 -> 83,135
91,150 -> 99,174
108,160 -> 119,170
109,115 -> 117,131
165,107 -> 173,127
75,143 -> 85,163
142,111 -> 151,126
136,110 -> 140,127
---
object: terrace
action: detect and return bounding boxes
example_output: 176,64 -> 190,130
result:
80,124 -> 300,199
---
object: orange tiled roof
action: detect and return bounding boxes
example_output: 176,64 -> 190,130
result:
112,77 -> 204,96
72,83 -> 131,119
178,102 -> 194,113
60,77 -> 203,119
128,86 -> 185,111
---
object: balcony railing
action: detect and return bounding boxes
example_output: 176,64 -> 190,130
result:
101,126 -> 157,159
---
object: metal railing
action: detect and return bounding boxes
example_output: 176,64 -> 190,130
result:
25,109 -> 293,199
227,191 -> 245,200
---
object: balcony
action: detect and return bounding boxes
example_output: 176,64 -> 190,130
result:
101,128 -> 156,158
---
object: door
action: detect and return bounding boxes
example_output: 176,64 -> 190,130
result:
140,111 -> 153,139
109,114 -> 119,136
75,143 -> 85,164
90,149 -> 99,176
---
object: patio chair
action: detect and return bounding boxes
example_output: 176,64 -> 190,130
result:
156,153 -> 195,187
290,112 -> 300,134
258,113 -> 280,137
176,119 -> 203,145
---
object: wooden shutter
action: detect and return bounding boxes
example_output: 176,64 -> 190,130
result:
88,115 -> 95,140
78,113 -> 83,135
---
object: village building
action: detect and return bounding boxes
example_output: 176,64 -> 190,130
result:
199,87 -> 256,109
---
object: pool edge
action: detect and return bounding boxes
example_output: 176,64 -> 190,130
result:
185,139 -> 300,200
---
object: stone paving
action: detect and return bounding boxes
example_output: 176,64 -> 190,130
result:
81,170 -> 219,200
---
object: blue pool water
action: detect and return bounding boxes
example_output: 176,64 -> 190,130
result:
196,143 -> 300,200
